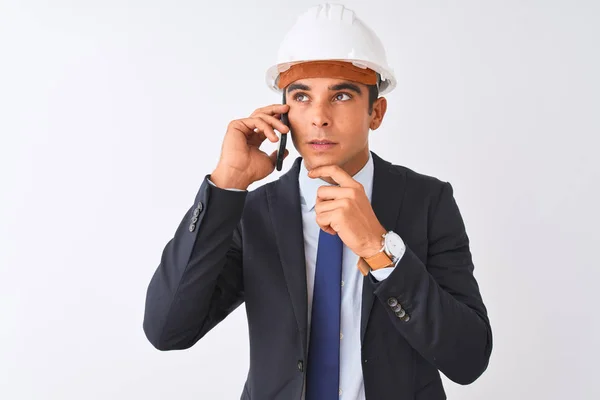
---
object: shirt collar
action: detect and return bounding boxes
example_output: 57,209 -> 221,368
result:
299,152 -> 374,211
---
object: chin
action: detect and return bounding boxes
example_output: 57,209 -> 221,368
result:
302,153 -> 342,170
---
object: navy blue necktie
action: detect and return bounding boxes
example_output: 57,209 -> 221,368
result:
306,229 -> 343,399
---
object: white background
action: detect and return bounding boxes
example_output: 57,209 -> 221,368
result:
1,0 -> 599,399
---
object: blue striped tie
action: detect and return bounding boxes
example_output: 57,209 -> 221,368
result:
306,229 -> 343,399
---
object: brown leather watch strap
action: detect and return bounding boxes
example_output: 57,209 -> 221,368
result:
357,258 -> 370,276
360,251 -> 394,276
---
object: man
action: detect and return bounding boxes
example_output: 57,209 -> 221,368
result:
143,3 -> 492,399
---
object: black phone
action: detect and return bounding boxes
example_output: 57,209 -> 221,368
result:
276,93 -> 289,171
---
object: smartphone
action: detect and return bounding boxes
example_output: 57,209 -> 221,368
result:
276,93 -> 289,171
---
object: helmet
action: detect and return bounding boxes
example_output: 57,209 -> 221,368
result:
265,3 -> 396,95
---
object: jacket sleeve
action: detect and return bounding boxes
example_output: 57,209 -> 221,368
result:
372,181 -> 493,385
143,175 -> 247,351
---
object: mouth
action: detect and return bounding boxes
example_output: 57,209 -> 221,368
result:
308,140 -> 337,151
308,139 -> 336,145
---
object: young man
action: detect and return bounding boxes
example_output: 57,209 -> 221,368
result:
143,4 -> 492,399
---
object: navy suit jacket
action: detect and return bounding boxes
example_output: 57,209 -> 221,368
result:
143,151 -> 493,399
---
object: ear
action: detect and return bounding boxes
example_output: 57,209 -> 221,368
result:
370,97 -> 388,130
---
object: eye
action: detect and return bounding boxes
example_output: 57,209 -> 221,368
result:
334,93 -> 352,101
294,93 -> 309,102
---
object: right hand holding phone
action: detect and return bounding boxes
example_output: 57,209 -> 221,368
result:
211,104 -> 290,190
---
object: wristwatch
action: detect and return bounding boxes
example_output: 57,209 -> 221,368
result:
362,231 -> 406,272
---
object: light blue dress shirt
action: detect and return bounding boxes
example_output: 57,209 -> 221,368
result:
298,152 -> 404,399
209,152 -> 406,399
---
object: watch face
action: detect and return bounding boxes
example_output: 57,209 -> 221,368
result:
385,232 -> 404,258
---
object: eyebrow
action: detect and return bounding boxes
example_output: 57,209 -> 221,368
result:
286,82 -> 363,95
286,83 -> 311,93
329,82 -> 362,95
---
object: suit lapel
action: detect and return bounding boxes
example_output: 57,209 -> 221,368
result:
360,151 -> 407,343
266,157 -> 309,357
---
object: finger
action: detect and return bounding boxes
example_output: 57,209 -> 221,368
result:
229,120 -> 268,147
322,226 -> 337,235
253,113 -> 290,134
268,148 -> 290,166
252,104 -> 290,117
315,198 -> 352,214
246,129 -> 268,147
268,150 -> 277,167
316,186 -> 357,201
238,118 -> 279,143
230,118 -> 267,139
315,210 -> 339,234
308,165 -> 360,188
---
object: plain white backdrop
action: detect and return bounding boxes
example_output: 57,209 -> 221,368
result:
1,0 -> 599,399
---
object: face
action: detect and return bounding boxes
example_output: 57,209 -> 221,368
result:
284,77 -> 387,178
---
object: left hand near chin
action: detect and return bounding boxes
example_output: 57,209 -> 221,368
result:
308,165 -> 387,258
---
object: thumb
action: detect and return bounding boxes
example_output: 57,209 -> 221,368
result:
268,149 -> 290,166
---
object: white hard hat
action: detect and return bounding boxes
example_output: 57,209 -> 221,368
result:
266,3 -> 396,95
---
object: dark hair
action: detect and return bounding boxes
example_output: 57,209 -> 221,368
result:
367,84 -> 379,115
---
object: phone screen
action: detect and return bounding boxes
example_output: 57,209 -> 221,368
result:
276,92 -> 289,171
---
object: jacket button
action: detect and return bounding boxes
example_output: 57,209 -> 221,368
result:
193,208 -> 200,218
400,314 -> 411,322
297,360 -> 303,372
189,223 -> 196,232
387,297 -> 398,308
197,202 -> 204,212
395,308 -> 406,318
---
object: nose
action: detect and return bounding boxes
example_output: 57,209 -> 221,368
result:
311,104 -> 331,128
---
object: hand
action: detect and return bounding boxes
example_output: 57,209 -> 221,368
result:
309,165 -> 387,258
211,104 -> 291,190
